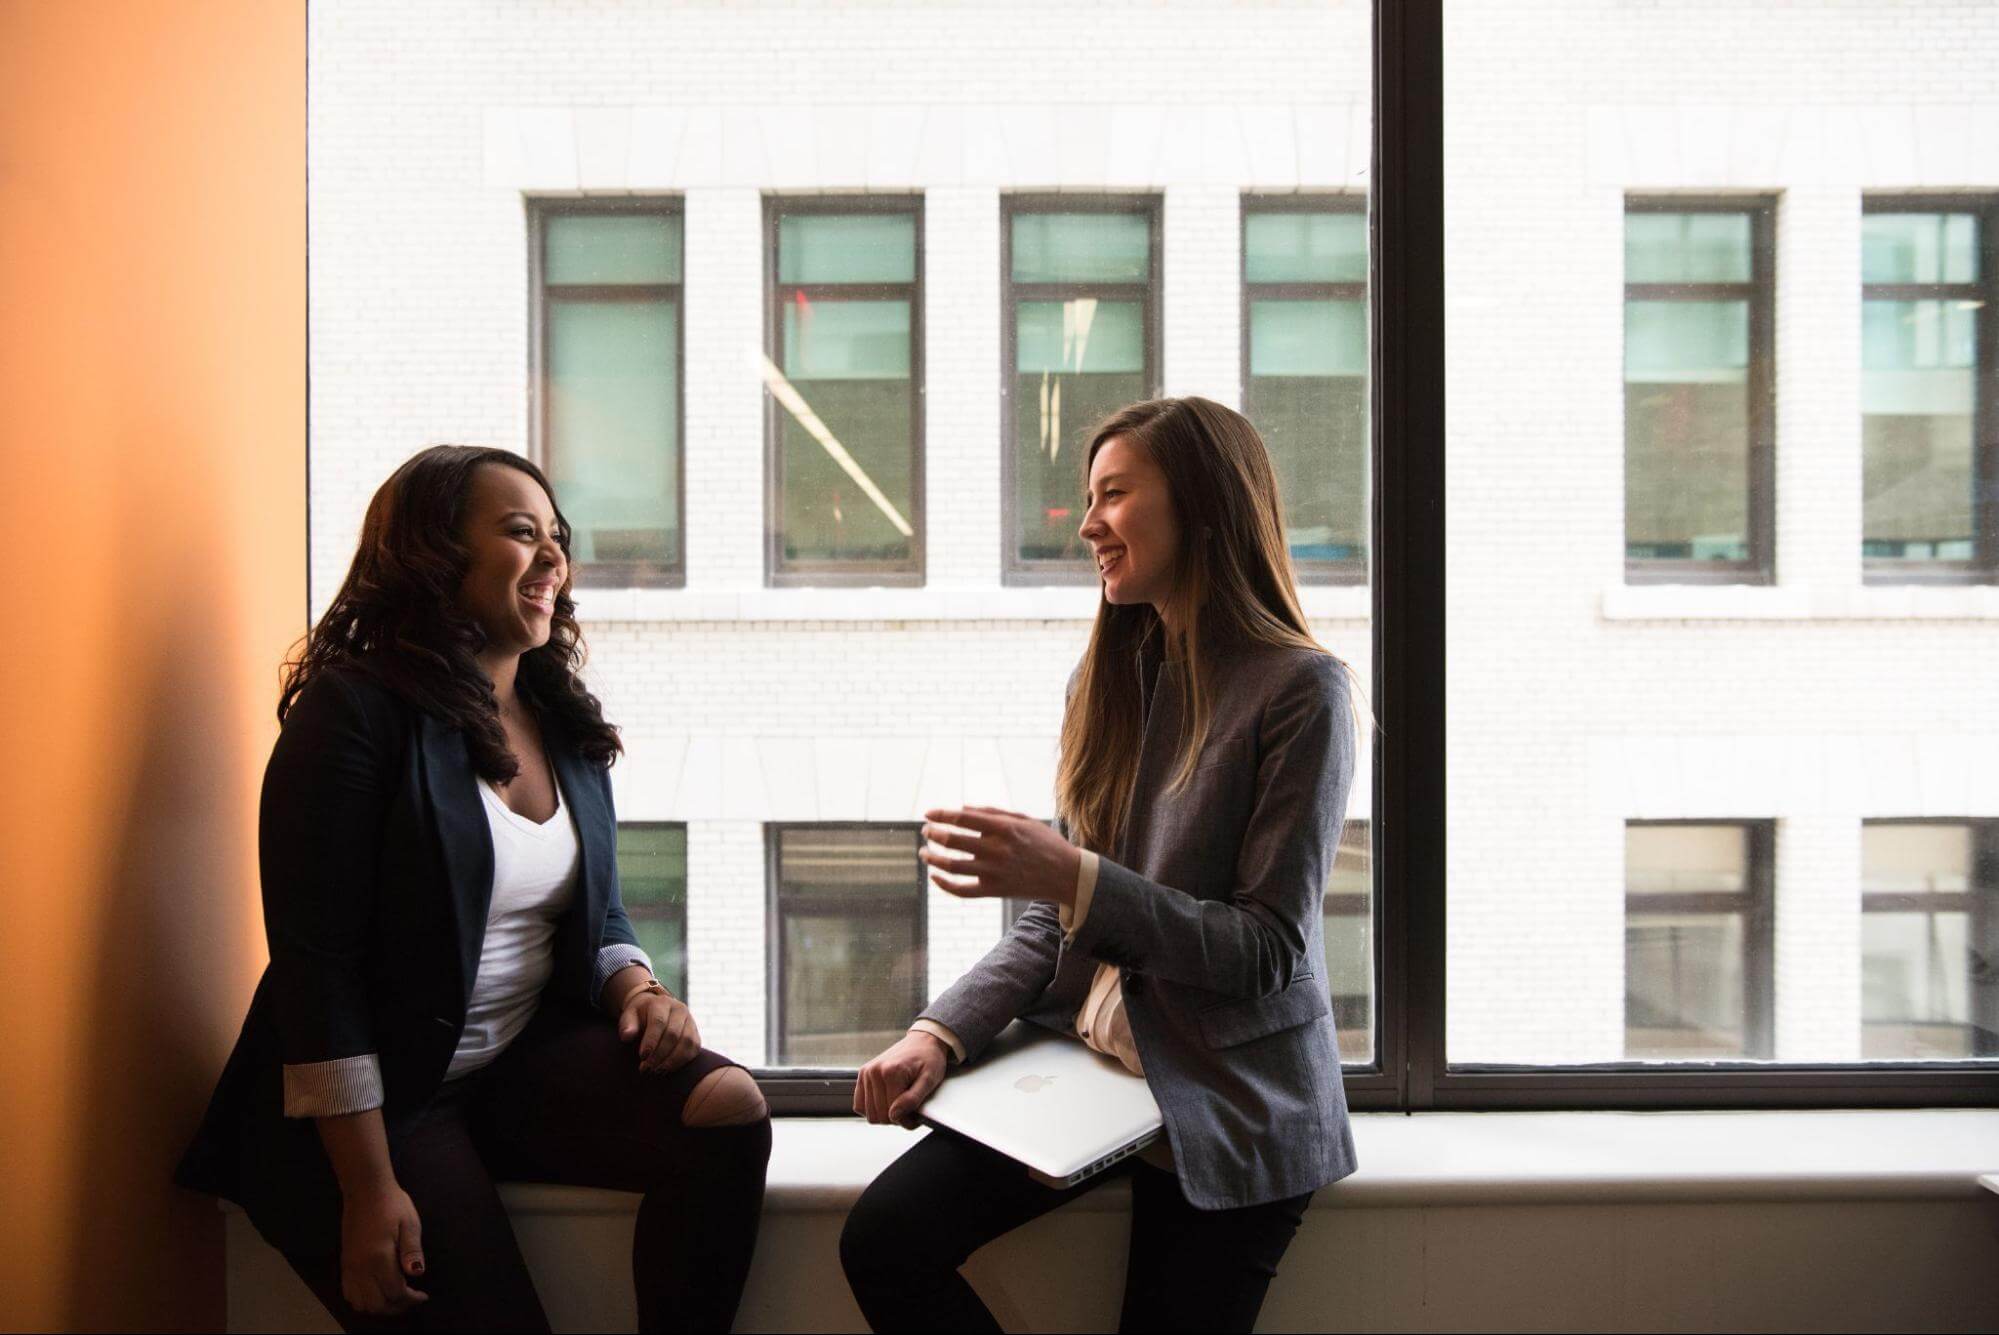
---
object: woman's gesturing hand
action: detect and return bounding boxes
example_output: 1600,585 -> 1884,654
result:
339,1184 -> 428,1318
854,1030 -> 950,1129
619,988 -> 702,1074
920,806 -> 1082,906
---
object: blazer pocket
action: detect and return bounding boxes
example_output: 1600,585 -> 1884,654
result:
1196,974 -> 1329,1049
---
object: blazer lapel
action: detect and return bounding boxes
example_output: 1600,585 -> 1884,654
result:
417,712 -> 495,1009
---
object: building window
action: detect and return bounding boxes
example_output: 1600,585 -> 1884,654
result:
616,823 -> 688,998
533,204 -> 684,587
1624,822 -> 1774,1060
1242,196 -> 1369,583
1323,820 -> 1374,1064
1862,821 -> 1999,1059
764,199 -> 923,585
769,824 -> 926,1068
1003,196 -> 1161,582
1623,200 -> 1774,583
1861,200 -> 1996,580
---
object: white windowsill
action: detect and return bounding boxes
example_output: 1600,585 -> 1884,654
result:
445,1108 -> 1999,1218
1602,584 -> 1999,621
572,584 -> 1372,624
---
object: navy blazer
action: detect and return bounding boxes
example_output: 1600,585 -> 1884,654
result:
175,664 -> 640,1236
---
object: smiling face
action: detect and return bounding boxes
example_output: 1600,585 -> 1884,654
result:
455,462 -> 568,658
1080,433 -> 1183,609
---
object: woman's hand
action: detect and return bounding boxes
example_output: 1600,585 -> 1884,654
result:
619,988 -> 702,1074
854,1030 -> 949,1129
920,806 -> 1082,906
338,1184 -> 427,1318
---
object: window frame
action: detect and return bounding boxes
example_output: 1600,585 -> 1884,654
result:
1620,195 -> 1778,586
1621,820 -> 1776,1063
762,194 -> 927,588
1859,193 -> 1999,585
1240,191 -> 1371,586
999,192 -> 1164,586
528,197 -> 687,589
763,822 -> 929,1074
1861,818 -> 1999,1059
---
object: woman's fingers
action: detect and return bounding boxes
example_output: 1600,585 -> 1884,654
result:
637,1007 -> 669,1067
398,1211 -> 425,1279
886,1064 -> 938,1127
929,869 -> 986,898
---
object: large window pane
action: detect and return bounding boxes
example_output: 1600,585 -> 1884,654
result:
616,824 -> 687,999
771,826 -> 926,1068
1244,200 -> 1369,578
768,204 -> 921,579
1005,200 -> 1157,576
1862,822 -> 1998,1059
539,206 -> 682,582
1861,206 -> 1988,570
1445,5 -> 1999,1082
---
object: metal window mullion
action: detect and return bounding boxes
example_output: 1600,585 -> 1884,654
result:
1372,0 -> 1443,1110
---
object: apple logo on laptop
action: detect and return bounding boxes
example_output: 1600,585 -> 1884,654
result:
1014,1074 -> 1058,1093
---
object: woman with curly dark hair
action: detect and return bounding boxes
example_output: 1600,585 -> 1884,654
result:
177,446 -> 769,1333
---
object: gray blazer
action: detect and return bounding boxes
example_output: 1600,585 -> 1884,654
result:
920,637 -> 1358,1210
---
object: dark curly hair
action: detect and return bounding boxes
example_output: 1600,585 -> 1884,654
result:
281,444 -> 621,779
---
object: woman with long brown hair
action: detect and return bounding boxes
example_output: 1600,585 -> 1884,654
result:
177,446 -> 769,1332
841,397 -> 1361,1334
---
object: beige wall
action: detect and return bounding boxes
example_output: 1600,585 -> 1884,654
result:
0,1 -> 305,1328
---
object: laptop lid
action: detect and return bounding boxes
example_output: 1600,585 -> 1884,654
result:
921,1021 -> 1163,1187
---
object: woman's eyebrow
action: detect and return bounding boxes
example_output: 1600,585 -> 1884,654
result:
497,509 -> 551,527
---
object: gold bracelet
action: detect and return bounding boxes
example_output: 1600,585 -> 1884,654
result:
623,976 -> 669,1007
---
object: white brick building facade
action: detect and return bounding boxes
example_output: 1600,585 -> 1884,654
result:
309,0 -> 1999,1068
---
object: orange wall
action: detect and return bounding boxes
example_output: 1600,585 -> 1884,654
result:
0,1 -> 305,1328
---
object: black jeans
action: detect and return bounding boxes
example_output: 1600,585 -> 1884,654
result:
267,1004 -> 770,1334
839,1129 -> 1313,1334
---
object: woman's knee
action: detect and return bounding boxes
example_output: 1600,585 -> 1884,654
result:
681,1065 -> 768,1128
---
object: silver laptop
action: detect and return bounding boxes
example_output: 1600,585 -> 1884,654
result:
921,1021 -> 1163,1188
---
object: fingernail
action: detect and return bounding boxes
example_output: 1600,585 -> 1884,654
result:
411,1261 -> 424,1275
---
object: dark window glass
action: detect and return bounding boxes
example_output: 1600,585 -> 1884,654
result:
767,203 -> 922,583
1624,822 -> 1773,1060
770,825 -> 926,1067
616,823 -> 687,999
1861,821 -> 1999,1059
1623,204 -> 1772,578
1323,820 -> 1374,1064
1005,201 -> 1158,578
1243,200 -> 1369,580
538,207 -> 683,584
1861,207 -> 1990,573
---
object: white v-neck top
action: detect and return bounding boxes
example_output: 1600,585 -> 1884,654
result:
445,775 -> 582,1079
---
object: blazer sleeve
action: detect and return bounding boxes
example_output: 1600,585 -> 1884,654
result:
259,670 -> 395,1116
916,896 -> 1067,1062
1065,653 -> 1355,999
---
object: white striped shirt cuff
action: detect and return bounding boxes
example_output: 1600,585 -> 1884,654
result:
595,943 -> 656,1008
283,1054 -> 384,1118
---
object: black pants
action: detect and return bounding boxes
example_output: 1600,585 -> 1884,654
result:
840,1129 -> 1312,1334
267,1004 -> 770,1334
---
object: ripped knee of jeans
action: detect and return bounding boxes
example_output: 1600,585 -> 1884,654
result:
681,1065 -> 769,1128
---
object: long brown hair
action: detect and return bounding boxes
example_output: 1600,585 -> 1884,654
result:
280,445 -> 621,780
1055,397 -> 1360,853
